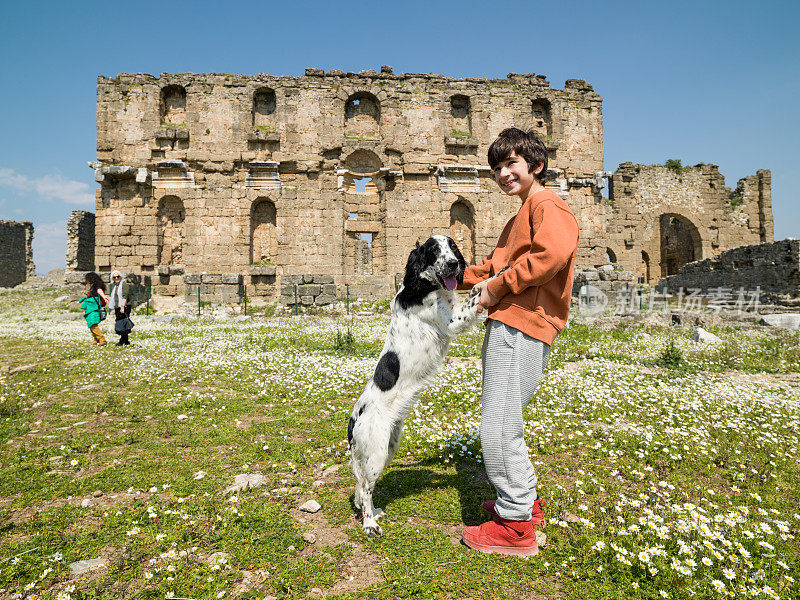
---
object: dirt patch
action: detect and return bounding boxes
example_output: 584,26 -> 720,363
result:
291,508 -> 384,595
231,569 -> 271,595
509,576 -> 564,599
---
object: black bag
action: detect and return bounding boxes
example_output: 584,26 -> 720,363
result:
115,317 -> 134,334
96,296 -> 107,321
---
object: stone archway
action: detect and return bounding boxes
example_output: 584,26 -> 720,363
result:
641,250 -> 651,283
659,214 -> 702,277
344,92 -> 380,139
160,85 -> 186,125
251,198 -> 277,264
450,199 -> 475,264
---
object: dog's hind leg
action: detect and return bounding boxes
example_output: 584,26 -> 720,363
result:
368,419 -> 404,524
358,443 -> 390,536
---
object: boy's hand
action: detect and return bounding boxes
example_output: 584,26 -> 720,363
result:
476,284 -> 499,313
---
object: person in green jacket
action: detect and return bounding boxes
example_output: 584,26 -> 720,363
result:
79,272 -> 108,346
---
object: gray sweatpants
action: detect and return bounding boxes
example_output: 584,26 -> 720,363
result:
480,319 -> 549,521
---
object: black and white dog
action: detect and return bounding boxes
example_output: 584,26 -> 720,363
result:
348,235 -> 486,535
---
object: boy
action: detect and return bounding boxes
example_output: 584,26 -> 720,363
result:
460,128 -> 579,556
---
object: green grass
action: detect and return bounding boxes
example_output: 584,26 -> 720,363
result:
0,288 -> 798,599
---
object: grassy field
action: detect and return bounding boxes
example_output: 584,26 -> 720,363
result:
0,288 -> 798,600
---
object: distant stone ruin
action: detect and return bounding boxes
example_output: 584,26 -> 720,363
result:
66,210 -> 95,272
84,66 -> 773,301
659,239 -> 800,307
608,164 -> 772,284
0,220 -> 35,287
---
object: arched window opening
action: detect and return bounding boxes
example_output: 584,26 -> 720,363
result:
449,95 -> 472,137
605,248 -> 617,264
344,92 -> 380,139
659,214 -> 702,277
641,250 -> 651,284
450,200 -> 475,264
251,198 -> 277,264
157,196 -> 185,266
253,88 -> 276,128
161,85 -> 187,126
531,98 -> 552,138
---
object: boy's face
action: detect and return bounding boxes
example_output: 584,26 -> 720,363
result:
493,151 -> 540,198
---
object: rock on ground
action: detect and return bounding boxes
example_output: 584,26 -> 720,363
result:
299,499 -> 322,513
691,327 -> 722,344
224,473 -> 268,495
69,557 -> 107,576
759,313 -> 800,330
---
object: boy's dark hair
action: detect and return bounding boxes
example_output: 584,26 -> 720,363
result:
84,271 -> 107,293
488,128 -> 548,184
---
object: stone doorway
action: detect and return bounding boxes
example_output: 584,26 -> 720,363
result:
659,214 -> 702,277
157,196 -> 185,266
251,198 -> 277,264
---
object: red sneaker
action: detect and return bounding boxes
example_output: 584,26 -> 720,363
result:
462,516 -> 539,557
482,498 -> 546,528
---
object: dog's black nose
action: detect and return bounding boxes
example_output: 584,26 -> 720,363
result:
446,259 -> 459,271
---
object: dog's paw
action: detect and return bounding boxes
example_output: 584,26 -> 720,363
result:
362,523 -> 382,536
373,508 -> 386,521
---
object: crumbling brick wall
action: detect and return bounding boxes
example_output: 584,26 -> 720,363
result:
66,210 -> 95,271
658,239 -> 799,306
0,220 -> 35,287
606,164 -> 772,284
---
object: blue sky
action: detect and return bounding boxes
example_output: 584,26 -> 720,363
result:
1,0 -> 797,273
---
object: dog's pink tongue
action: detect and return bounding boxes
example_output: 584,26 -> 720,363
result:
444,275 -> 457,290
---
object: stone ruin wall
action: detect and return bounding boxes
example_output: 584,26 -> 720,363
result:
91,67 -> 774,303
0,220 -> 35,288
658,239 -> 799,307
93,68 -> 605,299
66,210 -> 95,271
606,164 -> 772,284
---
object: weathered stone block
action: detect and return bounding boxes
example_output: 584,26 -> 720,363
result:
315,294 -> 336,306
297,284 -> 321,296
203,274 -> 223,284
249,265 -> 276,276
184,273 -> 202,285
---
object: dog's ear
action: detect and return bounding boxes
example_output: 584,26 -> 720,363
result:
403,245 -> 425,286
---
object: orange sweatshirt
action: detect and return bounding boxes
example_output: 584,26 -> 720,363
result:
459,189 -> 579,345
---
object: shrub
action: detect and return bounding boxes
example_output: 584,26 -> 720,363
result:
656,338 -> 683,368
665,159 -> 683,173
334,327 -> 356,354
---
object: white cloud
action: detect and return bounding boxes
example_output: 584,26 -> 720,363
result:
0,167 -> 93,206
32,220 -> 67,275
